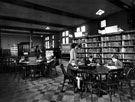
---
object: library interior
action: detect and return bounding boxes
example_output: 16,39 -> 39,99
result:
0,0 -> 135,102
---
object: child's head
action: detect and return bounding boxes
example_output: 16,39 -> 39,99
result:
89,55 -> 93,61
112,55 -> 118,62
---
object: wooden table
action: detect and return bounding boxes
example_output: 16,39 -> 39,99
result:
75,65 -> 122,97
19,61 -> 43,80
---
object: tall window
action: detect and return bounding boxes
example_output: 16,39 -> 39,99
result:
62,30 -> 69,44
100,20 -> 106,28
75,25 -> 86,37
45,36 -> 49,49
52,35 -> 54,48
76,25 -> 86,32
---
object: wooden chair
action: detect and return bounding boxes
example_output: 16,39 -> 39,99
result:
60,64 -> 76,92
51,58 -> 58,76
78,69 -> 98,101
119,66 -> 135,100
98,68 -> 123,102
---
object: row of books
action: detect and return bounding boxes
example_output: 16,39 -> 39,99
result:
101,54 -> 135,60
101,42 -> 121,46
87,37 -> 100,42
122,34 -> 135,40
77,49 -> 86,53
87,43 -> 100,47
102,48 -> 119,52
123,54 -> 135,59
120,48 -> 135,53
87,49 -> 101,53
122,41 -> 135,46
102,54 -> 112,58
101,35 -> 121,41
77,54 -> 86,58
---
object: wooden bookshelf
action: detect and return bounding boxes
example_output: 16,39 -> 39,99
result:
73,30 -> 135,64
73,35 -> 101,60
101,31 -> 135,63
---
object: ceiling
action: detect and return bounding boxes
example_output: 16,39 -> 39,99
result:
0,0 -> 133,36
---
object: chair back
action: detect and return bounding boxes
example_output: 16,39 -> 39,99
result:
125,67 -> 135,80
123,62 -> 133,69
107,68 -> 123,84
60,64 -> 67,76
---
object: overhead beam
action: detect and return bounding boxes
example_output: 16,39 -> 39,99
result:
107,0 -> 131,10
0,30 -> 51,35
0,15 -> 73,28
0,25 -> 60,33
0,0 -> 91,20
0,30 -> 30,35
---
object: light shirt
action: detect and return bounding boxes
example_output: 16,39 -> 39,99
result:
69,48 -> 77,64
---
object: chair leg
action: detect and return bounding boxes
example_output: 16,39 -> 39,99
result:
119,95 -> 122,102
91,88 -> 93,102
109,92 -> 112,102
55,67 -> 58,76
61,77 -> 66,92
128,81 -> 133,100
109,87 -> 112,102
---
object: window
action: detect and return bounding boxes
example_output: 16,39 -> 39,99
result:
52,35 -> 54,48
75,25 -> 86,37
77,27 -> 80,32
101,20 -> 106,28
81,26 -> 86,32
45,36 -> 49,48
62,30 -> 69,44
76,25 -> 86,32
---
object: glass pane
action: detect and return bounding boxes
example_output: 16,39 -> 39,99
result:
81,26 -> 86,32
47,41 -> 49,48
66,37 -> 69,44
52,35 -> 54,39
101,20 -> 106,28
52,40 -> 54,48
77,27 -> 80,32
63,38 -> 65,44
65,31 -> 69,36
62,32 -> 65,37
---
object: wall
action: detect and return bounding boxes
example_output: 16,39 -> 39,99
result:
33,36 -> 42,47
106,11 -> 129,31
88,21 -> 99,35
1,33 -> 30,49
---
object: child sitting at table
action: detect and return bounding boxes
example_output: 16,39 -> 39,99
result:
19,56 -> 26,63
85,55 -> 97,67
109,55 -> 123,69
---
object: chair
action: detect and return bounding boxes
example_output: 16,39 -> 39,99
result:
60,64 -> 76,92
119,66 -> 135,100
37,62 -> 47,78
28,64 -> 43,81
78,69 -> 98,101
48,58 -> 58,76
98,68 -> 123,102
13,62 -> 27,83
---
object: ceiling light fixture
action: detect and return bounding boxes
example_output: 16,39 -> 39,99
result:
96,9 -> 105,16
46,26 -> 50,30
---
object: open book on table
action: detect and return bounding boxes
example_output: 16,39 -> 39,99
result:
105,65 -> 117,69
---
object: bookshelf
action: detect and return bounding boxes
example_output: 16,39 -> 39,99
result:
121,31 -> 135,62
101,31 -> 135,64
73,35 -> 101,63
73,30 -> 135,64
73,37 -> 87,59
